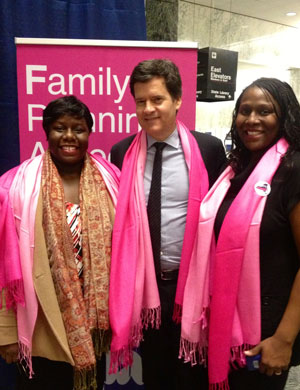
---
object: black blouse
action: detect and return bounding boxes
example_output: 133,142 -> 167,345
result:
214,152 -> 300,365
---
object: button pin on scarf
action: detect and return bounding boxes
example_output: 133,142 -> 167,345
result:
254,181 -> 271,196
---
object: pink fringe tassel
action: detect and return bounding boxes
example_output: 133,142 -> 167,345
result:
207,344 -> 254,390
19,341 -> 33,378
179,338 -> 208,366
209,379 -> 230,390
109,346 -> 133,374
179,306 -> 209,365
141,306 -> 161,330
109,306 -> 162,374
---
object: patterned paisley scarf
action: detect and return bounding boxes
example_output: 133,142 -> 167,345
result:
42,150 -> 113,389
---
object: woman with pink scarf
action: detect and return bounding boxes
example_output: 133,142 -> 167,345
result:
0,96 -> 119,390
179,78 -> 300,389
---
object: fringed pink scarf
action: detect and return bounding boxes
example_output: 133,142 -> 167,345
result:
0,166 -> 25,311
109,120 -> 209,373
179,138 -> 288,390
5,154 -> 45,375
0,153 -> 119,377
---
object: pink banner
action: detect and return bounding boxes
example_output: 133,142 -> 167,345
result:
16,39 -> 198,162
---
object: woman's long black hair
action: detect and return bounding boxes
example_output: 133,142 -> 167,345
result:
226,78 -> 300,173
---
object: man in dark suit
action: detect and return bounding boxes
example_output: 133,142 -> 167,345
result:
109,59 -> 226,390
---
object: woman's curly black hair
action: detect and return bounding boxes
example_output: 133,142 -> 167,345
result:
226,78 -> 300,173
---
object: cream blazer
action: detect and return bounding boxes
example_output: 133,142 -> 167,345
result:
0,164 -> 115,365
0,191 -> 74,364
0,188 -> 119,365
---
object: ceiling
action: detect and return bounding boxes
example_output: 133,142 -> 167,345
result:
194,0 -> 300,28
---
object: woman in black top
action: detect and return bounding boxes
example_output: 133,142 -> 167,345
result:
180,78 -> 300,390
222,78 -> 300,389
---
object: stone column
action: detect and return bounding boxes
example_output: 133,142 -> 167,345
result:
289,68 -> 300,102
146,0 -> 179,41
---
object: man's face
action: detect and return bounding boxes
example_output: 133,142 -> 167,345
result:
133,76 -> 182,141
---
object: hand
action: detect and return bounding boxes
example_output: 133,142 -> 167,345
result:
0,343 -> 19,364
244,335 -> 292,376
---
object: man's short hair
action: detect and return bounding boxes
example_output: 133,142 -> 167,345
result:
129,59 -> 182,100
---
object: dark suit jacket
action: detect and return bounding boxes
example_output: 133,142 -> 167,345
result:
110,130 -> 226,188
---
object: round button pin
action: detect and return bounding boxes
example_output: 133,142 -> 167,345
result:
254,181 -> 271,196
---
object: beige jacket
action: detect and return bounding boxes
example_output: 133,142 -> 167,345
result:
0,190 -> 114,364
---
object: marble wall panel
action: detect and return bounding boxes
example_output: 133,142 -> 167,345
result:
178,1 -> 299,67
208,8 -> 233,46
191,5 -> 212,47
194,0 -> 232,10
146,0 -> 178,41
289,68 -> 300,99
177,1 -> 197,41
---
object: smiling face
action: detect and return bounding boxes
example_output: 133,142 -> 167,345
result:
48,114 -> 90,172
235,86 -> 281,156
134,76 -> 182,141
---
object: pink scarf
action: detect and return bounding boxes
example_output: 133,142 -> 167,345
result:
0,166 -> 24,310
0,153 -> 119,376
179,138 -> 289,389
109,120 -> 209,373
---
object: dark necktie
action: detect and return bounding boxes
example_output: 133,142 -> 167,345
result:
147,142 -> 166,276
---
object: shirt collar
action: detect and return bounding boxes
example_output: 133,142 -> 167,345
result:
146,128 -> 179,150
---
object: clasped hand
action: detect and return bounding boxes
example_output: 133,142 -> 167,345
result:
245,334 -> 292,376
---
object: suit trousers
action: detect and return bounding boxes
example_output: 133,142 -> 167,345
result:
16,354 -> 106,390
140,277 -> 208,390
